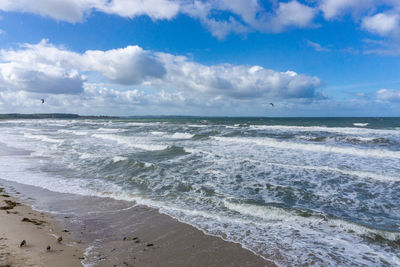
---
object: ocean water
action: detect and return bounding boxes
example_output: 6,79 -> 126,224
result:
0,117 -> 399,266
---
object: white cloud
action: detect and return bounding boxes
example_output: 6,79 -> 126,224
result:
185,0 -> 317,39
4,84 -> 399,117
317,0 -> 400,55
269,1 -> 316,32
0,40 -> 324,115
0,62 -> 84,94
0,0 -> 180,22
157,52 -> 322,99
0,40 -> 323,101
362,13 -> 399,36
0,40 -> 167,93
82,46 -> 166,84
2,0 -> 400,42
319,0 -> 374,20
376,88 -> 400,102
307,40 -> 331,52
200,16 -> 251,40
0,40 -> 84,94
363,38 -> 400,55
0,29 -> 5,35
0,0 -> 95,23
96,0 -> 180,20
0,0 -> 318,39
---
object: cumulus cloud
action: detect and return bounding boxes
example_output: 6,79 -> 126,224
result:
0,40 -> 323,101
0,63 -> 84,94
2,0 -> 400,42
362,13 -> 399,36
376,89 -> 400,102
0,40 -> 84,94
184,0 -> 317,38
0,0 -> 319,39
0,40 -> 167,94
97,0 -> 180,20
316,0 -> 400,55
269,1 -> 316,32
319,0 -> 374,20
0,0 -> 95,23
157,53 -> 322,99
83,46 -> 166,85
0,0 -> 180,22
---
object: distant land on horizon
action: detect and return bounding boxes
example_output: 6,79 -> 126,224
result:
0,113 -> 399,120
0,113 -> 120,119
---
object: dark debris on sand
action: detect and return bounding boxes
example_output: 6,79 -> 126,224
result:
123,237 -> 140,242
21,217 -> 46,226
0,200 -> 20,210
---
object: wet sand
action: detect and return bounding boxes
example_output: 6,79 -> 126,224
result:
0,180 -> 274,266
0,186 -> 85,267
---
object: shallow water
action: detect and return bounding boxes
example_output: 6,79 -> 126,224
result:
0,117 -> 399,266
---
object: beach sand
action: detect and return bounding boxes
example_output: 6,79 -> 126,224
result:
0,186 -> 85,267
0,181 -> 273,267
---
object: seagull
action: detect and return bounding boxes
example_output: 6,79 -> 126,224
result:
269,103 -> 274,107
41,99 -> 45,104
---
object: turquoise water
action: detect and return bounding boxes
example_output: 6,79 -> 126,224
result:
0,117 -> 399,266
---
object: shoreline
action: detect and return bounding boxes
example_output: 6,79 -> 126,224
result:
0,180 -> 273,267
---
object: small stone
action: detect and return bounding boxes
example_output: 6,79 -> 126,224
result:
47,245 -> 51,251
19,240 -> 26,247
57,236 -> 63,243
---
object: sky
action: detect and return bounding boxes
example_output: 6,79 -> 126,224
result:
0,0 -> 399,117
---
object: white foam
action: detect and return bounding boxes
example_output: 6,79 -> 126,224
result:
151,131 -> 167,136
262,161 -> 400,182
97,128 -> 122,133
23,133 -> 63,144
344,136 -> 376,141
143,162 -> 153,167
353,123 -> 369,127
223,201 -> 400,241
112,156 -> 128,162
125,122 -> 160,126
79,152 -> 97,159
249,125 -> 397,136
186,124 -> 208,128
92,134 -> 168,151
58,129 -> 89,136
171,132 -> 194,139
151,131 -> 194,139
212,136 -> 400,159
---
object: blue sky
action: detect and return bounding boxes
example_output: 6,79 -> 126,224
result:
0,0 -> 399,116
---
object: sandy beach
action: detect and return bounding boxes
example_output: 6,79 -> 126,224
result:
0,181 -> 272,267
0,186 -> 85,267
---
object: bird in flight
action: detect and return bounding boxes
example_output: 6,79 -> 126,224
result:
41,99 -> 45,104
269,103 -> 274,107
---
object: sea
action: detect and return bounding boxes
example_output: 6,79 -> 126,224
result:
0,117 -> 399,266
